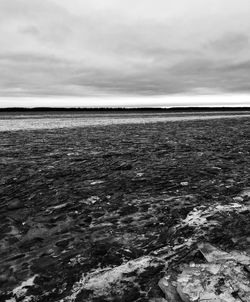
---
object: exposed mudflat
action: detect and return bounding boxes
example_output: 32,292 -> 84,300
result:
0,116 -> 250,301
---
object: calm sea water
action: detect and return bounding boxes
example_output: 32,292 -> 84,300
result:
0,113 -> 249,131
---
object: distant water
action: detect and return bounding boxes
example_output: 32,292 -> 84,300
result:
0,113 -> 249,131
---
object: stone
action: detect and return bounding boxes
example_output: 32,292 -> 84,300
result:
12,275 -> 37,299
198,243 -> 232,263
158,277 -> 182,302
198,243 -> 250,265
158,244 -> 250,302
176,260 -> 250,302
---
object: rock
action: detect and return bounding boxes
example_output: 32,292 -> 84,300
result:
62,256 -> 164,301
198,243 -> 232,263
171,244 -> 250,302
7,199 -> 23,210
12,275 -> 37,299
198,243 -> 250,265
158,276 -> 182,302
176,260 -> 250,302
158,244 -> 250,302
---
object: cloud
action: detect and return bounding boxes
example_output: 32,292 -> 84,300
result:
0,0 -> 250,105
208,33 -> 249,53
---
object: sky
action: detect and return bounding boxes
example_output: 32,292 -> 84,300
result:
0,0 -> 250,107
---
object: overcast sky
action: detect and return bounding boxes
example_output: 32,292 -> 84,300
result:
1,0 -> 250,107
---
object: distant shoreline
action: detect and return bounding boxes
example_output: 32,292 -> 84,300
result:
0,106 -> 250,114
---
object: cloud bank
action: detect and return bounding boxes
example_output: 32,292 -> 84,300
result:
0,0 -> 250,106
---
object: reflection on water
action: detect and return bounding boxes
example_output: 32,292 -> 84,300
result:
0,114 -> 249,131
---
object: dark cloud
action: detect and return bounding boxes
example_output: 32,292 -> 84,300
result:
208,33 -> 249,53
221,60 -> 250,72
1,53 -> 250,97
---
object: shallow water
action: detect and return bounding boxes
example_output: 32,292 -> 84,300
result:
0,113 -> 249,131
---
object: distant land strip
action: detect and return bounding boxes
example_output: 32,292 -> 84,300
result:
1,107 -> 250,113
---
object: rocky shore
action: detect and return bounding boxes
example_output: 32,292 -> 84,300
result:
0,117 -> 250,301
